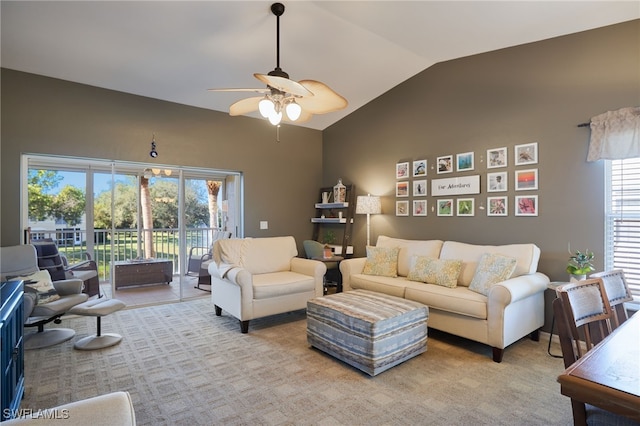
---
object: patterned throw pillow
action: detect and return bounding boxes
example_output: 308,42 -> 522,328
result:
13,270 -> 61,304
469,253 -> 517,296
407,256 -> 463,288
362,246 -> 400,277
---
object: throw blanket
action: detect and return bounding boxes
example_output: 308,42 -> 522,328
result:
215,239 -> 250,278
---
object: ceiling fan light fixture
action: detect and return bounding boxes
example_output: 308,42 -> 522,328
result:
259,97 -> 275,118
286,100 -> 301,121
268,110 -> 283,126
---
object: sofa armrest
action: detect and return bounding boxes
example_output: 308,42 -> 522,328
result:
291,257 -> 326,296
339,257 -> 367,292
488,272 -> 549,306
3,391 -> 136,425
52,278 -> 85,296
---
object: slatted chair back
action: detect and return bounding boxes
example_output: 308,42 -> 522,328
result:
555,278 -> 614,359
590,269 -> 633,329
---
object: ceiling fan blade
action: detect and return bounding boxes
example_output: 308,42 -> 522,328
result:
229,97 -> 262,116
208,88 -> 270,94
254,73 -> 313,97
296,80 -> 348,114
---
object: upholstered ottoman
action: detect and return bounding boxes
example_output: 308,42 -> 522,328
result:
69,298 -> 126,350
307,289 -> 428,376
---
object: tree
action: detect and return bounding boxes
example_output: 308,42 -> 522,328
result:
27,170 -> 61,221
140,176 -> 154,257
207,180 -> 221,229
51,185 -> 86,226
94,178 -> 138,229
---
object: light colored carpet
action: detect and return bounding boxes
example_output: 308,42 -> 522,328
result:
22,298 -> 573,425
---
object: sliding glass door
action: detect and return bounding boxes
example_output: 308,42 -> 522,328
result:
22,154 -> 242,306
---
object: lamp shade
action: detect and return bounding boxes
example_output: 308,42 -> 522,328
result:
356,194 -> 381,215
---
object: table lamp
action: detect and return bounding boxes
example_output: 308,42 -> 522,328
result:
356,194 -> 381,246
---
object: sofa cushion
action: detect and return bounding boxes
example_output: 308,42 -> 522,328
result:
404,282 -> 488,319
362,246 -> 400,278
243,236 -> 297,274
407,256 -> 463,288
468,253 -> 518,296
376,236 -> 444,277
350,274 -> 408,298
252,271 -> 315,299
439,241 -> 541,286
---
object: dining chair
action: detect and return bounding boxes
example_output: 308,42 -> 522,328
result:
590,269 -> 634,329
553,278 -> 636,426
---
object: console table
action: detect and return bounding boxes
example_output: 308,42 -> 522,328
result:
1,280 -> 25,421
113,259 -> 173,289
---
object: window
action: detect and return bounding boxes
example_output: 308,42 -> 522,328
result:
605,157 -> 640,298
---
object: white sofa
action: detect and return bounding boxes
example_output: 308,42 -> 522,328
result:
339,236 -> 550,362
209,236 -> 326,333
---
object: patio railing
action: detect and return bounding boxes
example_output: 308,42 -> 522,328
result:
30,227 -> 222,282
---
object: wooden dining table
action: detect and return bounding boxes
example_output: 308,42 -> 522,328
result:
557,311 -> 640,422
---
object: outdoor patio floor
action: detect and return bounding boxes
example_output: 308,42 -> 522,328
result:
99,274 -> 210,307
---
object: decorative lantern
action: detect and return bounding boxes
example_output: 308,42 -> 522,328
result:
333,178 -> 346,203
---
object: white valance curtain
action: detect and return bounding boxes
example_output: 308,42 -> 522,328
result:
587,106 -> 640,162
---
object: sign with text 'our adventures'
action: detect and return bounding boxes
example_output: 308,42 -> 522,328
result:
431,175 -> 480,196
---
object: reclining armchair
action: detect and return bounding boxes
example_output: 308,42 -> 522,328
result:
31,238 -> 100,297
0,244 -> 89,349
209,236 -> 326,333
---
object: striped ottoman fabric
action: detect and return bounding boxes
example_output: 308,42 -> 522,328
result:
307,289 -> 428,376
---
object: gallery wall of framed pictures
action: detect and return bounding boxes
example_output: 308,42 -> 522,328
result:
395,142 -> 539,217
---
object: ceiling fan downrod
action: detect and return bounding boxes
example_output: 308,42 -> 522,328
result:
268,3 -> 288,79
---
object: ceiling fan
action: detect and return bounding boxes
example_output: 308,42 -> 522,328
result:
209,2 -> 347,126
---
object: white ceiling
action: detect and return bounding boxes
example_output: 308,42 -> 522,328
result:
2,1 -> 638,130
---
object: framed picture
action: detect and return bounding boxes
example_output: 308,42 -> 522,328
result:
437,199 -> 453,216
456,152 -> 474,172
396,181 -> 409,197
396,200 -> 409,216
436,155 -> 453,174
413,180 -> 427,196
396,162 -> 409,179
515,195 -> 538,216
457,198 -> 474,216
413,200 -> 427,216
487,171 -> 508,192
487,196 -> 508,216
413,159 -> 427,177
515,142 -> 538,166
515,168 -> 538,191
487,147 -> 507,169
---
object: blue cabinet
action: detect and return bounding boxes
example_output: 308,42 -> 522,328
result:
1,281 -> 24,422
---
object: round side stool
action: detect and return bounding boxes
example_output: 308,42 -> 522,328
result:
69,298 -> 126,350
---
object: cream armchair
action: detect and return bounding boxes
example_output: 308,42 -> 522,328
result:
208,236 -> 326,333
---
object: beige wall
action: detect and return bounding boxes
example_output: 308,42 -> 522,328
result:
1,69 -> 323,252
322,20 -> 640,281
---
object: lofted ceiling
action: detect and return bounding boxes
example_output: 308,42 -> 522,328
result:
2,1 -> 638,130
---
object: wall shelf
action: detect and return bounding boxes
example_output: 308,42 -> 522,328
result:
311,218 -> 348,224
314,202 -> 349,209
311,184 -> 355,257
